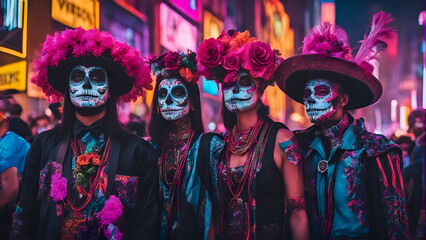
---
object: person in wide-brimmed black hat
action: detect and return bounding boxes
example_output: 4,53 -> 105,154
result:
11,28 -> 158,239
275,12 -> 410,239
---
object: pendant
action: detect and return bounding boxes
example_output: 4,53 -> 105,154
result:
318,160 -> 328,173
229,197 -> 243,210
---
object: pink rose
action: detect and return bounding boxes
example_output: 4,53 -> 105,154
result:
223,70 -> 238,84
242,42 -> 275,79
164,51 -> 180,70
197,38 -> 226,69
222,52 -> 241,72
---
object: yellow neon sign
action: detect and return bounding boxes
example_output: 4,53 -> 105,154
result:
0,0 -> 28,58
0,60 -> 27,91
51,0 -> 100,30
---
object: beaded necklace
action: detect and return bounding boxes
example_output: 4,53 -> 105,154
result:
226,119 -> 264,155
219,120 -> 271,237
68,136 -> 111,213
160,126 -> 195,234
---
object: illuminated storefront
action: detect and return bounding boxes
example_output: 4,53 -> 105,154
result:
51,0 -> 99,29
0,0 -> 28,58
159,2 -> 198,52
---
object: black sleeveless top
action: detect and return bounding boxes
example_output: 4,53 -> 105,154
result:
219,123 -> 286,240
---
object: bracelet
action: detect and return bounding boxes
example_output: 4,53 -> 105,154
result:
288,196 -> 306,211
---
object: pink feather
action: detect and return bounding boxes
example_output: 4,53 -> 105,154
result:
302,22 -> 353,61
353,11 -> 396,64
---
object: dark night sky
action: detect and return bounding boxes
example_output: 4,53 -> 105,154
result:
335,0 -> 424,49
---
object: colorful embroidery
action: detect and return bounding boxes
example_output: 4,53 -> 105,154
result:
279,136 -> 302,166
37,160 -> 63,200
287,197 -> 307,211
114,175 -> 138,209
344,151 -> 368,225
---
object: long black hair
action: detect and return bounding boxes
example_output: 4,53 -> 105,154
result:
148,75 -> 204,148
59,84 -> 126,141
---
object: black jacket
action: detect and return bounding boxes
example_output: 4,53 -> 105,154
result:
11,124 -> 158,240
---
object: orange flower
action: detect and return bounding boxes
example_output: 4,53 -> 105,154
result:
91,154 -> 101,166
218,34 -> 231,45
180,68 -> 199,83
76,155 -> 90,167
229,30 -> 257,51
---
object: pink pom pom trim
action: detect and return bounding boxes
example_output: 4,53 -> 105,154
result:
98,195 -> 124,225
31,28 -> 153,103
50,173 -> 67,202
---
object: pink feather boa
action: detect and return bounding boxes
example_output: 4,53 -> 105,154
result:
50,173 -> 67,202
98,195 -> 124,225
31,28 -> 153,103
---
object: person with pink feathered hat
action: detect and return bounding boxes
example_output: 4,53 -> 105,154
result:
275,12 -> 410,239
11,28 -> 158,240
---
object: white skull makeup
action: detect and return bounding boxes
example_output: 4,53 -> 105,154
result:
304,79 -> 339,123
158,78 -> 190,121
223,72 -> 258,112
69,65 -> 109,108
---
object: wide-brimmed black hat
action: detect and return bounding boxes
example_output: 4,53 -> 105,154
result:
32,28 -> 152,103
47,54 -> 133,96
275,54 -> 382,110
275,12 -> 394,110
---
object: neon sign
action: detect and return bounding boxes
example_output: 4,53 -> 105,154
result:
159,3 -> 197,52
51,0 -> 99,30
0,0 -> 27,58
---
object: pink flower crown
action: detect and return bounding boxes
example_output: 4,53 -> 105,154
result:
197,30 -> 283,85
148,51 -> 200,84
31,28 -> 153,103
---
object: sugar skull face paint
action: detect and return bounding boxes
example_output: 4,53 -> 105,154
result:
304,79 -> 339,123
223,72 -> 258,112
158,78 -> 190,121
69,65 -> 109,108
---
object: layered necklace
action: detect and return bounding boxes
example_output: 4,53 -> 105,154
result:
68,136 -> 111,213
226,119 -> 264,155
220,119 -> 270,237
159,121 -> 195,233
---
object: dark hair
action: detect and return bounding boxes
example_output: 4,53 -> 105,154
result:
395,135 -> 415,156
222,98 -> 276,131
126,121 -> 146,137
60,84 -> 125,141
30,115 -> 51,129
10,103 -> 22,116
407,109 -> 425,129
148,75 -> 204,148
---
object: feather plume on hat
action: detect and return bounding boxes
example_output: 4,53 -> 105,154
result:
354,12 -> 396,73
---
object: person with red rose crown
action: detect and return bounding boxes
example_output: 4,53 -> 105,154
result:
184,30 -> 309,240
148,51 -> 204,240
10,28 -> 158,239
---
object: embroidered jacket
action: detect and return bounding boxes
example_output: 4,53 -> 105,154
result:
295,112 -> 410,240
11,119 -> 158,239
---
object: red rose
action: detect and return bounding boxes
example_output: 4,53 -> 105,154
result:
164,51 -> 180,70
223,70 -> 238,84
222,52 -> 241,72
197,38 -> 226,69
242,42 -> 275,79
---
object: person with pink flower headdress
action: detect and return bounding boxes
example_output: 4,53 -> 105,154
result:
275,12 -> 410,239
184,30 -> 309,240
11,28 -> 158,239
147,50 -> 204,240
